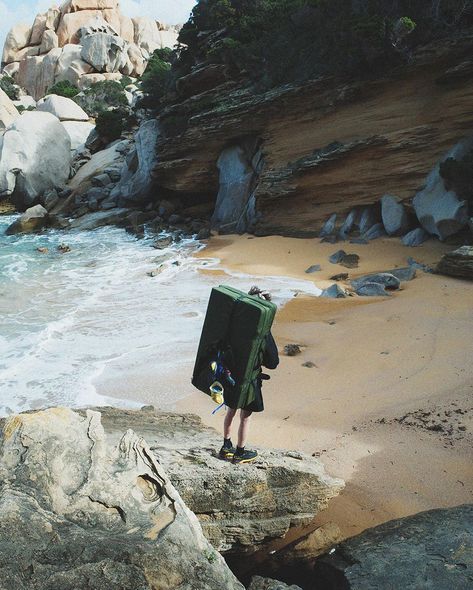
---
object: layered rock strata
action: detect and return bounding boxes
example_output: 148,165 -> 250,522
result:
152,35 -> 473,238
2,1 -> 179,100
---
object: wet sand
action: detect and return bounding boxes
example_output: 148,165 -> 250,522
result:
178,235 -> 473,539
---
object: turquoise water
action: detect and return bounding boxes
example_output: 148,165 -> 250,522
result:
0,215 -> 320,416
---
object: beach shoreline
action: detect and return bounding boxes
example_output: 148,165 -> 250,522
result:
99,234 -> 473,541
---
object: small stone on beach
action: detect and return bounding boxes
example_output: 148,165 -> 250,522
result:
305,265 -> 321,273
284,344 -> 302,356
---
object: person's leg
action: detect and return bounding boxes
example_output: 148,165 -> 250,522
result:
224,407 -> 237,440
237,409 -> 252,448
219,407 -> 237,459
233,409 -> 258,464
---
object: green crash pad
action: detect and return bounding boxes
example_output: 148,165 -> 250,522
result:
192,285 -> 276,409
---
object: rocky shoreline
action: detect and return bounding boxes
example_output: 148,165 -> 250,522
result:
1,407 -> 471,589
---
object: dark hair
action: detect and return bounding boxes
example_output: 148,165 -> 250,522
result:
248,285 -> 272,301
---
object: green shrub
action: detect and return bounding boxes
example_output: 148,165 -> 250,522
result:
119,76 -> 133,89
0,76 -> 18,100
95,109 -> 124,142
46,80 -> 79,98
174,0 -> 473,90
74,80 -> 128,117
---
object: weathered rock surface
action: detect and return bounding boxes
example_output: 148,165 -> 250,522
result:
5,204 -> 49,235
402,227 -> 429,247
37,93 -> 89,121
0,408 -> 244,590
436,246 -> 473,281
321,284 -> 347,299
62,120 -> 95,151
312,505 -> 473,589
211,141 -> 263,233
351,273 -> 401,292
413,138 -> 472,240
111,119 -> 160,203
0,88 -> 19,134
0,112 -> 71,210
2,23 -> 32,64
94,407 -> 344,554
381,194 -> 412,236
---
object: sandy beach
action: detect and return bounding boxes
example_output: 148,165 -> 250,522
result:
100,233 -> 472,543
181,235 -> 473,540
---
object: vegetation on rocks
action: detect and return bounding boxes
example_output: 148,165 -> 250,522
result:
74,80 -> 128,118
96,109 -> 125,142
139,48 -> 173,108
171,0 -> 473,89
0,75 -> 18,100
46,80 -> 79,99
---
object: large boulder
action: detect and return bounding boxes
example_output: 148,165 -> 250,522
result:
0,89 -> 19,134
81,32 -> 128,73
312,505 -> 473,589
0,408 -> 244,590
111,119 -> 160,203
57,10 -> 120,45
62,120 -> 96,151
132,16 -> 161,54
37,94 -> 89,121
30,13 -> 47,46
381,194 -> 412,236
97,407 -> 344,554
211,142 -> 263,233
40,29 -> 59,54
436,246 -> 473,280
413,138 -> 471,240
5,204 -> 48,235
55,44 -> 94,87
2,24 -> 32,64
0,112 -> 71,210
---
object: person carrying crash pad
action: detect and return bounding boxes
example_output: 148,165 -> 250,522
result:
192,285 -> 279,464
220,286 -> 279,464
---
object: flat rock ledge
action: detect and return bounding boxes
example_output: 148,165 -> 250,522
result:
93,406 -> 344,553
0,407 -> 343,590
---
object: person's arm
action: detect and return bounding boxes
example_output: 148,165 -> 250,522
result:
262,333 -> 279,370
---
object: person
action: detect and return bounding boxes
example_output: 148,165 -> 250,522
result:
219,286 -> 279,465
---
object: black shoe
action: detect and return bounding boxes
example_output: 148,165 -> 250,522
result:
219,445 -> 236,460
232,449 -> 258,464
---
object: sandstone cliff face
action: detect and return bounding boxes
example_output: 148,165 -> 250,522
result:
152,35 -> 473,238
2,1 -> 179,100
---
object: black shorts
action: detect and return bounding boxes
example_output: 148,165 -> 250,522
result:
225,385 -> 264,413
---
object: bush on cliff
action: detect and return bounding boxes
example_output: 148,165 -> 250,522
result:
0,75 -> 19,100
95,109 -> 125,142
176,0 -> 473,88
46,80 -> 79,99
74,80 -> 128,117
139,48 -> 173,108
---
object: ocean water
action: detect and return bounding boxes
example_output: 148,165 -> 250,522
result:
0,215 -> 321,416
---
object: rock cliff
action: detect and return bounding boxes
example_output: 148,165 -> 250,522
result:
2,1 -> 179,100
150,34 -> 473,240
